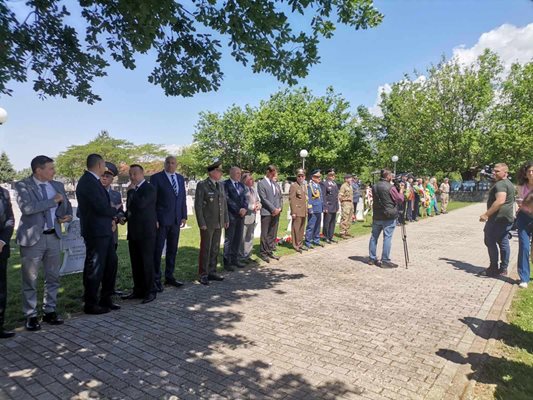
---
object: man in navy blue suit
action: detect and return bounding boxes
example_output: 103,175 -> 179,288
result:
223,167 -> 248,270
76,154 -> 121,314
150,156 -> 187,291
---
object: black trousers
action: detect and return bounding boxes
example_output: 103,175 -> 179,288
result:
129,238 -> 155,297
83,236 -> 116,307
198,228 -> 222,277
322,212 -> 337,240
0,257 -> 7,328
154,224 -> 180,283
260,215 -> 280,257
223,217 -> 244,265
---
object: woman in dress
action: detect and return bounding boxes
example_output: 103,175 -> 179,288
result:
515,161 -> 533,288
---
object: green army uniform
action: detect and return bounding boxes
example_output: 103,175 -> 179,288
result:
339,177 -> 354,237
195,177 -> 229,279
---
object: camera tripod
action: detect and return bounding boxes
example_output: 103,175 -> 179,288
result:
398,207 -> 410,269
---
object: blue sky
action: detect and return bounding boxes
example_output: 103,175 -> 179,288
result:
1,0 -> 532,169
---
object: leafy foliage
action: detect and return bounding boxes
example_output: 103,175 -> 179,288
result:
0,151 -> 15,182
1,0 -> 382,103
54,130 -> 165,183
191,87 -> 370,176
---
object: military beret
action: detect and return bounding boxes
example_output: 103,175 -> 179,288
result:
310,168 -> 321,177
296,168 -> 306,176
104,162 -> 118,177
207,159 -> 222,172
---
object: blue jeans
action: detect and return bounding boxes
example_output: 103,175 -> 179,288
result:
516,211 -> 533,283
369,218 -> 397,262
305,212 -> 322,246
483,219 -> 513,271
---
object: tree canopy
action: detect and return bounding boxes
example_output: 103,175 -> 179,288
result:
55,130 -> 165,183
0,151 -> 15,183
1,0 -> 382,103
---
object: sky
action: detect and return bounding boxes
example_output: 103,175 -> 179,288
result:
0,0 -> 532,170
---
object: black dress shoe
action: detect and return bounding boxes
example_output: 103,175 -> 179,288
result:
259,255 -> 270,263
316,243 -> 324,247
165,279 -> 184,288
223,265 -> 235,272
325,239 -> 332,244
42,311 -> 64,325
141,293 -> 156,304
154,281 -> 164,293
269,254 -> 280,260
112,289 -> 125,296
380,261 -> 398,269
121,292 -> 142,300
84,305 -> 111,315
208,274 -> 224,281
25,317 -> 41,331
0,329 -> 15,339
101,303 -> 121,311
199,276 -> 209,285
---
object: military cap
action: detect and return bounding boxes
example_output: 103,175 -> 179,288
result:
344,173 -> 352,179
296,168 -> 306,176
310,168 -> 321,177
326,168 -> 335,175
207,159 -> 222,172
104,161 -> 118,177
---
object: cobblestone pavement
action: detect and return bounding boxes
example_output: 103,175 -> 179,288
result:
0,203 -> 518,400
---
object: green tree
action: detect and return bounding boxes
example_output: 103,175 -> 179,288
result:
0,151 -> 15,182
13,167 -> 32,181
55,130 -> 165,184
1,0 -> 382,103
487,61 -> 533,172
376,50 -> 502,179
192,87 -> 369,176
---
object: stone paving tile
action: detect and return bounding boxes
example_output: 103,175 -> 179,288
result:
0,203 -> 517,399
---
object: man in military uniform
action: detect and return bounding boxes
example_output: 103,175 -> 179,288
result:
194,161 -> 229,285
305,169 -> 324,249
100,162 -> 125,299
339,174 -> 354,238
321,169 -> 339,244
289,168 -> 307,253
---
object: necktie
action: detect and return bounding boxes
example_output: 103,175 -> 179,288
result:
234,181 -> 240,194
271,181 -> 276,194
39,184 -> 54,229
171,174 -> 179,196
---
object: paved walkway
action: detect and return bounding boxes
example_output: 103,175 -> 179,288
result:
0,203 -> 518,400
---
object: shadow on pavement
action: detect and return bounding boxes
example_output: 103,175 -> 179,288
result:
439,257 -> 515,284
0,258 -> 369,399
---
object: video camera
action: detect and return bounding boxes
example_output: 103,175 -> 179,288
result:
480,164 -> 494,180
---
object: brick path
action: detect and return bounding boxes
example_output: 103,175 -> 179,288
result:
0,203 -> 518,399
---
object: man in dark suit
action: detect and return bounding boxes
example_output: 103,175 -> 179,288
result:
123,165 -> 157,304
194,160 -> 229,285
0,187 -> 15,338
100,162 -> 125,296
149,156 -> 187,292
321,168 -> 340,244
257,165 -> 283,263
76,154 -> 121,315
223,167 -> 248,270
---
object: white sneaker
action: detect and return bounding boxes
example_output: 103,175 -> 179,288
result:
518,282 -> 528,289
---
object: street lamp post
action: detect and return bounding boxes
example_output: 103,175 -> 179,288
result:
391,155 -> 399,176
0,107 -> 7,125
299,149 -> 308,170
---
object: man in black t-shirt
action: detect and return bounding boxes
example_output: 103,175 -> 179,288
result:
479,163 -> 515,277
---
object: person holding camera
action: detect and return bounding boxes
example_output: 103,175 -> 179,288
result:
479,163 -> 515,277
368,169 -> 404,268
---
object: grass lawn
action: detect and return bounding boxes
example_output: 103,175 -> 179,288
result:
3,200 -> 474,329
473,286 -> 533,400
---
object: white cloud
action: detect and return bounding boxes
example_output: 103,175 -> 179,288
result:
452,23 -> 533,71
163,144 -> 186,155
368,23 -> 533,116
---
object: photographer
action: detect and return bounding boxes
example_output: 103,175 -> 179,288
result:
368,169 -> 404,268
479,163 -> 515,277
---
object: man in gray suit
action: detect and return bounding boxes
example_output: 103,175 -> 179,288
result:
15,155 -> 73,331
257,165 -> 283,263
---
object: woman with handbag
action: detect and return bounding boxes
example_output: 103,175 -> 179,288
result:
515,161 -> 533,289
